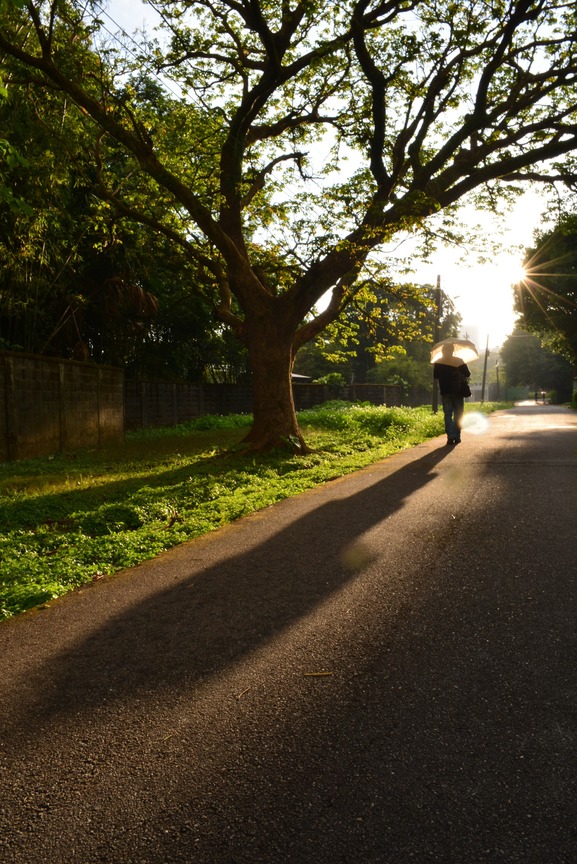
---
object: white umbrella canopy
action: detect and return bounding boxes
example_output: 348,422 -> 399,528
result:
430,338 -> 479,367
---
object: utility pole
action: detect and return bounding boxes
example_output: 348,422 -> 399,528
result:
432,275 -> 441,414
481,335 -> 490,403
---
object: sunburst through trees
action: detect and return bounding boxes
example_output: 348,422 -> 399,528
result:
514,217 -> 577,364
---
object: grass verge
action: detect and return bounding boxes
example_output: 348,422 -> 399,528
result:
0,401 -> 508,621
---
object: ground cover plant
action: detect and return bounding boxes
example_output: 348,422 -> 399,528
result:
0,402 -> 507,621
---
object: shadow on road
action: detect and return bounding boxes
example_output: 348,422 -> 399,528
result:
3,410 -> 577,864
7,443 -> 451,736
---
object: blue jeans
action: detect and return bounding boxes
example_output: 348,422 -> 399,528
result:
441,394 -> 464,441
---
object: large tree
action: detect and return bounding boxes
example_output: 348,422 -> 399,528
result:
516,214 -> 577,364
2,0 -> 577,450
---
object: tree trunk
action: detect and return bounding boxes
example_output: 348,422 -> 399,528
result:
240,318 -> 309,453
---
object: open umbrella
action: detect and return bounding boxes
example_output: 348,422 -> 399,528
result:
430,338 -> 478,367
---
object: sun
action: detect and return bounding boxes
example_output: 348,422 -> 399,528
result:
497,257 -> 527,288
438,252 -> 526,347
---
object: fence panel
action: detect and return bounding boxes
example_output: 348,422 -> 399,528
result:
122,380 -> 423,431
0,351 -> 124,462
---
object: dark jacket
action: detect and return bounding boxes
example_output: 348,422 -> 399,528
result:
433,362 -> 471,396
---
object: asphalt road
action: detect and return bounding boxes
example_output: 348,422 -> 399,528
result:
1,403 -> 576,864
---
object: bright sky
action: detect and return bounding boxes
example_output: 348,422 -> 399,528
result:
104,0 -> 548,351
409,190 -> 548,349
102,0 -> 157,33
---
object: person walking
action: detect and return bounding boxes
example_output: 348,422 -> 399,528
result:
433,342 -> 471,445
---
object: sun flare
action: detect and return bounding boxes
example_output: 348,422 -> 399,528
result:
498,257 -> 528,288
442,252 -> 526,346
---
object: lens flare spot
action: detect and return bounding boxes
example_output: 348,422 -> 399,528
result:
341,542 -> 375,572
442,466 -> 469,491
462,412 -> 489,435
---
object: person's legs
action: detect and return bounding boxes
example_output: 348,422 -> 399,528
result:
441,394 -> 459,442
453,395 -> 465,442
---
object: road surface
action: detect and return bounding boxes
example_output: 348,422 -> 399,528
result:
0,403 -> 576,863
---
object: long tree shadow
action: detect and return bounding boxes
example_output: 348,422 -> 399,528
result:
7,443 -> 451,737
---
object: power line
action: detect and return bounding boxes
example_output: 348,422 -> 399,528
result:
88,1 -> 183,101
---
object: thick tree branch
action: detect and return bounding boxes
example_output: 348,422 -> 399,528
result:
241,152 -> 305,206
293,284 -> 347,350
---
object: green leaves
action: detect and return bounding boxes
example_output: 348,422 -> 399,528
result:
0,73 -> 33,214
0,0 -> 27,10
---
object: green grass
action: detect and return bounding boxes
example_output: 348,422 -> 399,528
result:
0,401 -> 508,621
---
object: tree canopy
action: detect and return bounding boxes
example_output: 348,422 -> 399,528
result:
0,37 -> 232,375
2,0 -> 577,449
294,282 -> 460,391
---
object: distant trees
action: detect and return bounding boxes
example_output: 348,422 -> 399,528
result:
500,329 -> 573,402
365,288 -> 461,391
294,283 -> 461,391
516,215 -> 577,366
295,279 -> 433,380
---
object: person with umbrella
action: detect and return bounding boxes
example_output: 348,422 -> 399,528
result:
431,339 -> 477,445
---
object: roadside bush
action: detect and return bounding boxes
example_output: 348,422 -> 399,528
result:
312,372 -> 347,387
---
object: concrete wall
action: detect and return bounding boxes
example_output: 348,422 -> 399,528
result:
0,351 -> 432,461
0,351 -> 124,462
124,381 -> 256,430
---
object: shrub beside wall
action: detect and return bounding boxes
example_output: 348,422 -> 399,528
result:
123,380 -> 429,431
